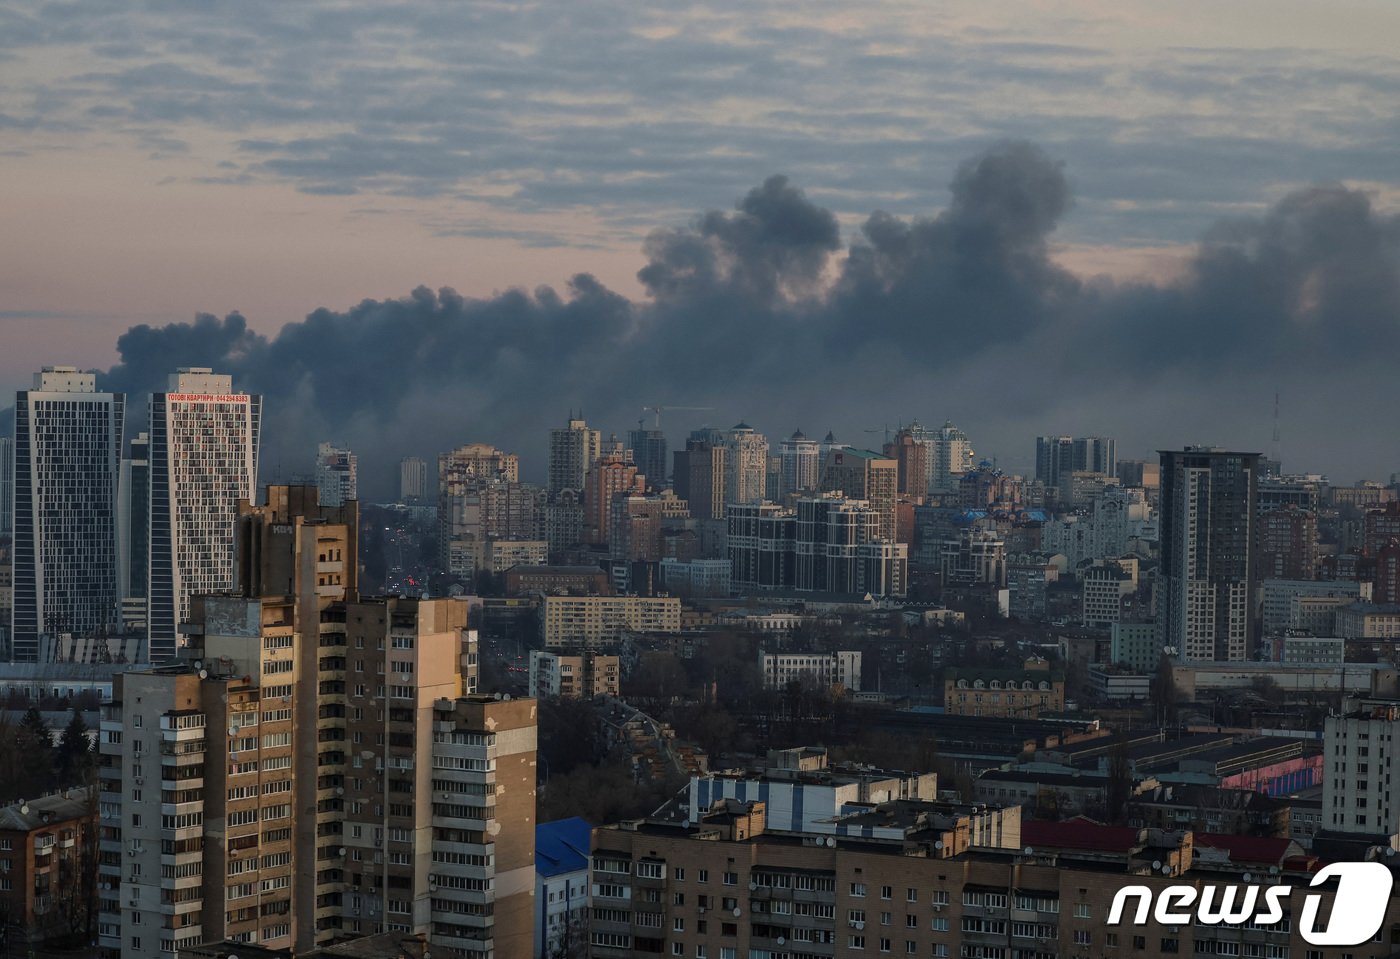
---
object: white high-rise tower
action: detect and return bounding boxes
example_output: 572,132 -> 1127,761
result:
147,368 -> 261,662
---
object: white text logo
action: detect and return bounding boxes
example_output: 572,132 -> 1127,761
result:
1106,862 -> 1392,947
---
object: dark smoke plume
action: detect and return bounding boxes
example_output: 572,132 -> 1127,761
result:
90,142 -> 1400,493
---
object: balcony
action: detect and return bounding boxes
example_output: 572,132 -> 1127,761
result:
160,800 -> 205,818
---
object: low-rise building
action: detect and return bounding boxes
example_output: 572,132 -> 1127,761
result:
504,564 -> 610,597
1127,784 -> 1291,837
690,749 -> 936,834
534,817 -> 591,958
1170,660 -> 1399,699
658,558 -> 732,597
1088,663 -> 1151,702
944,657 -> 1065,718
1336,601 -> 1400,639
1278,634 -> 1344,664
758,650 -> 862,692
0,789 -> 98,943
529,649 -> 621,699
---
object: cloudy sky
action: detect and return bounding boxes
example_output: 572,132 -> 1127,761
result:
4,1 -> 1400,493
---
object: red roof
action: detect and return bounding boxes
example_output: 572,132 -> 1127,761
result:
1022,817 -> 1140,854
1194,833 -> 1300,867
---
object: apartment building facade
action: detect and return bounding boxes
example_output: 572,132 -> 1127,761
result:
96,487 -> 528,959
541,595 -> 682,649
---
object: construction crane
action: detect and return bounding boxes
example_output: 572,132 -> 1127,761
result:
863,425 -> 896,446
642,405 -> 714,429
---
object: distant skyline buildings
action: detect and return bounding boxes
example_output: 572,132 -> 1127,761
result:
778,429 -> 820,498
146,368 -> 261,663
927,421 -> 976,495
547,415 -> 600,495
398,454 -> 427,502
1036,434 -> 1117,496
626,425 -> 667,492
10,367 -> 124,662
314,440 -> 357,506
721,422 -> 768,506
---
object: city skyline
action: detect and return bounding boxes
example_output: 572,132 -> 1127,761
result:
9,6 -> 1400,958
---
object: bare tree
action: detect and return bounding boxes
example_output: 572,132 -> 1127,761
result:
50,786 -> 100,944
546,906 -> 590,959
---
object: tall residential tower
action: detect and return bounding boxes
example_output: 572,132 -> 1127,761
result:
147,368 -> 261,662
10,367 -> 125,661
548,416 -> 601,494
1159,447 -> 1259,662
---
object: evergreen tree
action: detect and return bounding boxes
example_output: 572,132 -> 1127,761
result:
18,706 -> 56,797
57,709 -> 95,786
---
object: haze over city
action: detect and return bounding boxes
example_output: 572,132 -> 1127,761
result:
3,1 -> 1400,493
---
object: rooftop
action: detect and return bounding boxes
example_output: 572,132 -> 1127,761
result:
0,788 -> 92,832
537,817 -> 591,878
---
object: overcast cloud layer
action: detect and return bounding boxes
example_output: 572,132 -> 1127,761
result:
3,2 -> 1400,489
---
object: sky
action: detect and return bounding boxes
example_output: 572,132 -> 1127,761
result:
3,1 -> 1400,495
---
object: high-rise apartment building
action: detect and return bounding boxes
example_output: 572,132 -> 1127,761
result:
583,450 -> 645,545
727,502 -> 797,593
777,430 -> 820,498
794,494 -> 907,597
399,456 -> 428,502
1036,435 -> 1074,491
819,447 -> 898,542
541,594 -> 682,648
548,416 -> 601,494
727,496 -> 907,598
886,425 -> 931,500
927,421 -> 975,495
97,487 -> 528,958
437,443 -> 523,575
147,368 -> 261,663
626,426 -> 668,492
11,367 -> 125,662
672,440 -> 726,521
117,432 -> 151,633
1257,504 -> 1318,580
1037,434 -> 1116,495
315,441 -> 358,507
721,422 -> 768,506
0,436 -> 12,536
1159,447 -> 1259,662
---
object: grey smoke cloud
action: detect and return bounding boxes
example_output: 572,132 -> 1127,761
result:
89,143 -> 1400,494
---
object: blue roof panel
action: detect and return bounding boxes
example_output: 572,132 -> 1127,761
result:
536,817 -> 592,878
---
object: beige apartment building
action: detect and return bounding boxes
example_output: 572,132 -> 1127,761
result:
528,649 -> 621,699
590,798 -> 1400,959
97,487 -> 533,959
542,595 -> 682,649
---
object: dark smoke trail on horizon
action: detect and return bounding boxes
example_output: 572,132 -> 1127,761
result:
54,142 -> 1400,495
